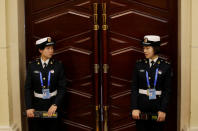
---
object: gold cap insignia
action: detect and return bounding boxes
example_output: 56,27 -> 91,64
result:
144,38 -> 148,43
48,37 -> 52,42
37,62 -> 40,65
158,61 -> 160,64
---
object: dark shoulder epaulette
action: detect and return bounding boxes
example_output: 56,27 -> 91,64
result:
58,60 -> 63,64
136,59 -> 142,63
156,58 -> 163,65
160,58 -> 171,65
53,59 -> 63,65
165,60 -> 171,65
29,58 -> 38,64
160,59 -> 164,62
49,59 -> 55,65
35,58 -> 41,65
144,59 -> 148,64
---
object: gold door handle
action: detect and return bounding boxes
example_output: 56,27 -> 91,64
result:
104,106 -> 108,131
93,3 -> 99,30
96,105 -> 100,131
103,64 -> 109,73
102,3 -> 108,30
94,64 -> 99,74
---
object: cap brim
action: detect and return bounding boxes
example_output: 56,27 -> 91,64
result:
141,42 -> 151,46
141,41 -> 160,46
46,42 -> 55,46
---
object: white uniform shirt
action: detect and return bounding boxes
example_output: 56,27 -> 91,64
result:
149,57 -> 158,67
41,58 -> 49,68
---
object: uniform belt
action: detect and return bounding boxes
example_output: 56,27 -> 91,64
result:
139,89 -> 162,96
34,90 -> 57,99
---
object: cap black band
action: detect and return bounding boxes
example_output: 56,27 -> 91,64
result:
36,41 -> 55,49
141,40 -> 160,46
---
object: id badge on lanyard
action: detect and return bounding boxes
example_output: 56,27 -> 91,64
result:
42,89 -> 50,99
40,72 -> 51,99
146,68 -> 159,100
148,89 -> 156,100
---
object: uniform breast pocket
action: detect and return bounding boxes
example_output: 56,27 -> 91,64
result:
157,69 -> 165,83
49,69 -> 56,81
157,69 -> 164,78
32,71 -> 40,81
138,69 -> 146,79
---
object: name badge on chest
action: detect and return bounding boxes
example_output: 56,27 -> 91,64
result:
148,89 -> 156,100
42,89 -> 50,99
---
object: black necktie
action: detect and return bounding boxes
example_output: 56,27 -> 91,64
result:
43,63 -> 47,69
151,61 -> 154,67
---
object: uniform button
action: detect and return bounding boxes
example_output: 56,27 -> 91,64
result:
43,86 -> 46,88
43,77 -> 46,80
149,77 -> 151,80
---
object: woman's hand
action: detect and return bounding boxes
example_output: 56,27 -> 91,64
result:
157,111 -> 166,122
48,104 -> 57,117
132,109 -> 141,120
26,109 -> 35,118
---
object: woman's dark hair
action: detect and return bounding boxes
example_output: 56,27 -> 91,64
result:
152,45 -> 160,55
37,45 -> 55,51
37,45 -> 45,50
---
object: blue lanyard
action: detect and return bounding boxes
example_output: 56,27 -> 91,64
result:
39,71 -> 51,88
146,68 -> 159,89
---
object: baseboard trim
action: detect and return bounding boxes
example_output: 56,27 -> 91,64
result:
191,127 -> 198,131
0,123 -> 19,131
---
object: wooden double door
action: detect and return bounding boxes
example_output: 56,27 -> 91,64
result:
25,0 -> 178,130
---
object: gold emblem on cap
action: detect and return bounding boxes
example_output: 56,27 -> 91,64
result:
144,38 -> 148,43
50,61 -> 53,64
37,62 -> 40,65
158,61 -> 160,64
48,37 -> 51,42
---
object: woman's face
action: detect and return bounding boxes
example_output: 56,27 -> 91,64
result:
143,46 -> 155,59
39,45 -> 54,60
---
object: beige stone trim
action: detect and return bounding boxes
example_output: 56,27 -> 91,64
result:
0,0 -> 25,130
190,127 -> 198,131
178,0 -> 191,131
0,0 -> 10,126
0,123 -> 19,131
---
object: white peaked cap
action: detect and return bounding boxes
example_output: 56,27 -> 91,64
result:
36,37 -> 51,45
144,35 -> 160,42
